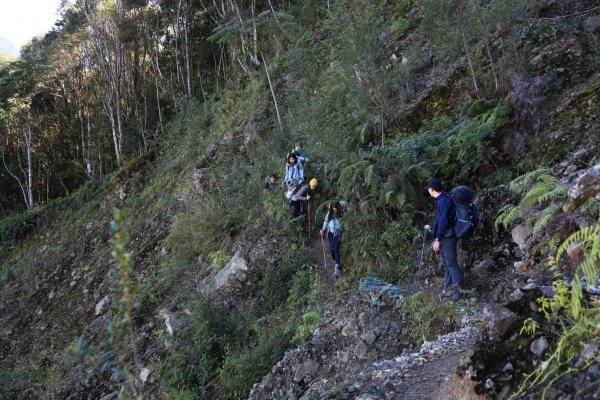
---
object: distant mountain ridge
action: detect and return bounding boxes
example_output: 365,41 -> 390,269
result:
0,35 -> 18,56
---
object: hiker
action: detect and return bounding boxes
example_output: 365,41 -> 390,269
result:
320,202 -> 343,277
289,178 -> 318,218
425,178 -> 463,301
264,173 -> 277,190
284,152 -> 304,186
292,143 -> 309,164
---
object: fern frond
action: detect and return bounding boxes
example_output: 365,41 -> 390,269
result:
571,276 -> 582,320
548,234 -> 560,253
509,168 -> 552,194
556,225 -> 596,264
495,204 -> 520,230
533,204 -> 561,234
521,177 -> 561,207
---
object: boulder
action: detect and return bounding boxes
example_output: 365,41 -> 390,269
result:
483,304 -> 521,337
530,336 -> 549,356
563,164 -> 600,214
159,309 -> 189,336
201,250 -> 249,294
511,225 -> 532,249
95,295 -> 110,316
472,259 -> 494,275
293,359 -> 320,383
214,250 -> 249,288
508,289 -> 524,302
140,367 -> 152,383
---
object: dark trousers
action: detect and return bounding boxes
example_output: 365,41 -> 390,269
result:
290,201 -> 306,218
327,232 -> 342,266
441,236 -> 462,293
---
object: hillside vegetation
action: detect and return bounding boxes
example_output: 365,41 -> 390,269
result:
1,0 -> 599,399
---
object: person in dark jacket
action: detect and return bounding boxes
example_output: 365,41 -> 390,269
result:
264,173 -> 277,190
289,178 -> 318,218
425,178 -> 462,301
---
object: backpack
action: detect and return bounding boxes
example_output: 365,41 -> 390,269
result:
449,186 -> 480,239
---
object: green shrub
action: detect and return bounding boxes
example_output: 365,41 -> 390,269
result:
217,314 -> 295,400
159,297 -> 244,397
399,292 -> 459,343
257,246 -> 312,312
292,311 -> 321,344
390,17 -> 410,37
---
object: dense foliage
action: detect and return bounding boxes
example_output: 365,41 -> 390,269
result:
1,0 -> 599,398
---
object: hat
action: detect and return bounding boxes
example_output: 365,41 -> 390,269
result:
309,178 -> 318,187
425,178 -> 442,191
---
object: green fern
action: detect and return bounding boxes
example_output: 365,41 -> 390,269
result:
495,169 -> 567,236
533,204 -> 561,234
509,168 -> 553,194
495,204 -> 520,230
514,218 -> 600,399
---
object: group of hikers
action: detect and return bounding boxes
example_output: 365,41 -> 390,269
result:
264,143 -> 344,277
264,144 -> 478,300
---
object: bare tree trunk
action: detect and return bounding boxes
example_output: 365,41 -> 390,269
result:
460,26 -> 480,97
261,52 -> 282,132
24,125 -> 34,208
2,154 -> 30,209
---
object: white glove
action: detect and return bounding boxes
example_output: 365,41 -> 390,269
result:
306,195 -> 311,200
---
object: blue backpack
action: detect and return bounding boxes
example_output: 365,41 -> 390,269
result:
450,186 -> 479,239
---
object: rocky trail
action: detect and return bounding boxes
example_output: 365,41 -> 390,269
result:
251,232 -> 489,400
309,234 -> 338,299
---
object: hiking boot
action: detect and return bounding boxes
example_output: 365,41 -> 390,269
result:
438,290 -> 451,301
333,264 -> 340,278
451,291 -> 463,302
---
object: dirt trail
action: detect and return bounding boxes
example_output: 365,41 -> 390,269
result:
308,235 -> 338,300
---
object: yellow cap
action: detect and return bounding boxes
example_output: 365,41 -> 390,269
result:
309,178 -> 318,187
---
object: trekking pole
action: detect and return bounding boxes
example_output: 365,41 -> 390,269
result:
308,200 -> 311,240
419,227 -> 427,273
321,233 -> 328,271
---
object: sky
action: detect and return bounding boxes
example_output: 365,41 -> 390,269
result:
0,0 -> 64,53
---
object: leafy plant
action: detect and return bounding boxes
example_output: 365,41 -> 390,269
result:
72,209 -> 142,398
398,291 -> 459,343
292,311 -> 322,344
512,218 -> 600,399
495,168 -> 567,231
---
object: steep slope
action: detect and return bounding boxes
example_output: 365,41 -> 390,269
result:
0,1 -> 599,399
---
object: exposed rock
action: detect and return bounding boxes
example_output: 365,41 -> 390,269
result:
139,367 -> 151,383
508,289 -> 524,302
201,250 -> 249,294
566,240 -> 584,260
563,163 -> 600,214
482,304 -> 521,337
159,309 -> 189,336
472,259 -> 494,275
342,321 -> 358,337
511,225 -> 532,249
358,277 -> 404,307
293,359 -> 320,383
354,341 -> 369,359
95,295 -> 110,316
530,336 -> 549,356
583,15 -> 600,33
99,393 -> 118,400
361,331 -> 377,345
